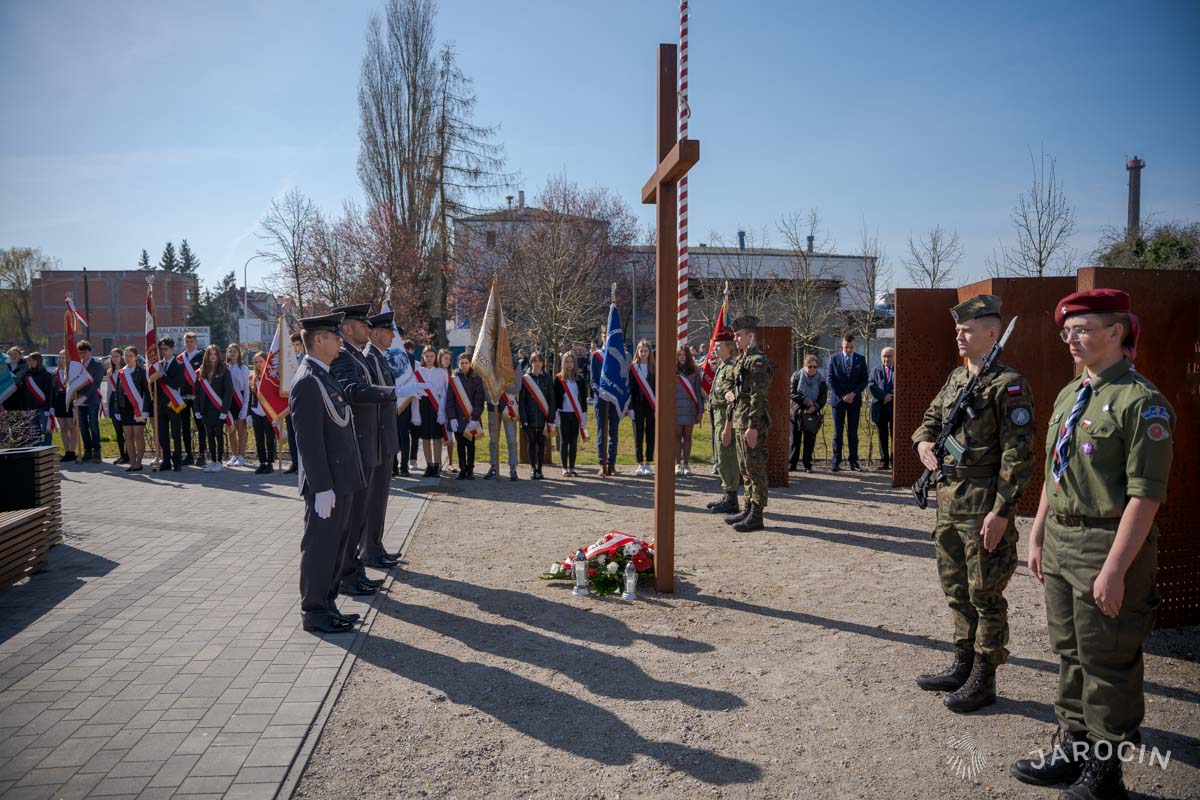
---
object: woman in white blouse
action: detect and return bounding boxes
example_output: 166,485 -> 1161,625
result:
225,343 -> 251,467
405,345 -> 448,477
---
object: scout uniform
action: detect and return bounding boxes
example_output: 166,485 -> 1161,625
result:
705,331 -> 740,514
291,312 -> 365,634
1015,289 -> 1174,799
724,317 -> 773,532
362,311 -> 402,566
911,295 -> 1036,713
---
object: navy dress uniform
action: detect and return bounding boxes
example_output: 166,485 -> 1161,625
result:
329,304 -> 398,597
362,310 -> 402,566
291,313 -> 365,634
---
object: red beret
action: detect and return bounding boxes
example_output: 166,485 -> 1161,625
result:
713,331 -> 734,342
1054,289 -> 1131,327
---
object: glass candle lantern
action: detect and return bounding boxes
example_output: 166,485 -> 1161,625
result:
572,549 -> 589,596
621,560 -> 637,601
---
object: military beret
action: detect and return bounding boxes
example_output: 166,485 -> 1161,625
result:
713,330 -> 734,342
299,312 -> 345,333
731,316 -> 760,332
366,310 -> 394,329
950,294 -> 1002,324
1054,289 -> 1131,327
330,303 -> 371,321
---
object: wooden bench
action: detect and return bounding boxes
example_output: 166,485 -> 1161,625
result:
0,506 -> 51,589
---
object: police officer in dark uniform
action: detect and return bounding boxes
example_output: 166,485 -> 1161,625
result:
362,310 -> 402,568
329,304 -> 397,599
291,312 -> 365,634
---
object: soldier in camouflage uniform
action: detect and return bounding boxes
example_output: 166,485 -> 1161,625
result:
911,294 -> 1036,713
1011,289 -> 1174,800
705,331 -> 740,515
723,316 -> 774,532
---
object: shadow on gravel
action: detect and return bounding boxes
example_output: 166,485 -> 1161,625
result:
343,621 -> 763,785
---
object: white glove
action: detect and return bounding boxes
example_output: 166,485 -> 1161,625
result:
628,409 -> 636,420
450,419 -> 459,433
437,410 -> 446,425
581,414 -> 587,430
555,411 -> 561,427
219,413 -> 227,421
314,490 -> 335,520
195,413 -> 202,420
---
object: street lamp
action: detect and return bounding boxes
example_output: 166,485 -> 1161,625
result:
243,254 -> 266,320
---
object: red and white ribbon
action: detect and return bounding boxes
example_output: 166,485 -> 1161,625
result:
498,391 -> 518,420
24,376 -> 47,406
677,0 -> 691,346
414,369 -> 448,441
522,373 -> 550,419
557,376 -> 588,441
631,364 -> 656,411
677,372 -> 701,416
66,297 -> 88,330
449,375 -> 479,439
120,367 -> 146,421
177,352 -> 197,389
199,378 -> 233,427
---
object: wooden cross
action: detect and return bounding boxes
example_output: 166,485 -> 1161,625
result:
642,43 -> 699,593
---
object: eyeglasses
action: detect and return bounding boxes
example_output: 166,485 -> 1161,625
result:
1060,323 -> 1114,342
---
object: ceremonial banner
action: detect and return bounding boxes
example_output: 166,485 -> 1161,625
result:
144,284 -> 158,378
700,297 -> 729,396
597,303 -> 630,412
64,311 -> 92,403
380,300 -> 414,413
0,362 -> 14,406
257,317 -> 295,422
471,279 -> 516,404
66,296 -> 88,330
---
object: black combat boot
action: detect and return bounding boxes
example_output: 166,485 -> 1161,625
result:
733,503 -> 764,532
707,492 -> 739,514
724,503 -> 751,525
944,658 -> 997,713
1010,728 -> 1088,787
1060,745 -> 1129,800
916,646 -> 975,692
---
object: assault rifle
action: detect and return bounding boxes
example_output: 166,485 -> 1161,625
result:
911,316 -> 1018,509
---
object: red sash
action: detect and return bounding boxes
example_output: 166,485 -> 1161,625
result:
47,409 -> 58,431
449,375 -> 479,439
56,369 -> 67,391
177,352 -> 197,389
498,391 -> 518,420
557,376 -> 588,441
631,364 -> 656,411
200,378 -> 233,427
120,367 -> 146,420
677,373 -> 701,415
24,375 -> 46,406
414,369 -> 448,441
522,373 -> 550,419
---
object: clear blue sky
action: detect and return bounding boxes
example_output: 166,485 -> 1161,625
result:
2,0 -> 1197,292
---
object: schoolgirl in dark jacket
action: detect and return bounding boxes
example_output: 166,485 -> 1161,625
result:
193,345 -> 233,472
518,351 -> 557,480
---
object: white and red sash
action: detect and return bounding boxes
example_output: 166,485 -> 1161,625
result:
677,373 -> 701,416
177,351 -> 197,389
498,391 -> 518,420
120,367 -> 146,420
24,375 -> 47,406
557,376 -> 589,441
199,378 -> 233,427
414,369 -> 448,441
47,409 -> 58,432
631,363 -> 656,411
522,373 -> 551,421
55,369 -> 67,392
159,377 -> 185,413
449,375 -> 480,439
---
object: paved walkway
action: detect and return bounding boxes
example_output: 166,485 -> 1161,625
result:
0,463 -> 427,800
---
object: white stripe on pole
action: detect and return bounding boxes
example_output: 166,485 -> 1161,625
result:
677,0 -> 690,346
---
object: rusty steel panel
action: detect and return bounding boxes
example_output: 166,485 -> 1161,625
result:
958,277 -> 1078,516
1077,268 -> 1200,628
892,288 -> 960,489
759,326 -> 792,489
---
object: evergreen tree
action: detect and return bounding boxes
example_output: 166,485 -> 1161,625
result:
137,249 -> 152,270
158,241 -> 179,272
178,239 -> 200,274
186,271 -> 241,346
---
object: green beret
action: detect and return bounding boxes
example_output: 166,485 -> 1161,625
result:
950,294 -> 1002,324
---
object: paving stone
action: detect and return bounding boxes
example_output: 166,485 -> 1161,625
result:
177,773 -> 235,794
90,774 -> 152,795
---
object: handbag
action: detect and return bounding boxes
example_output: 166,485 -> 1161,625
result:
801,411 -> 822,434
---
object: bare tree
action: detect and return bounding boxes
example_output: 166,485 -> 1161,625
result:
845,219 -> 892,342
987,147 -> 1077,277
904,224 -> 963,289
0,247 -> 55,347
258,189 -> 318,316
690,227 -> 779,343
777,210 -> 840,353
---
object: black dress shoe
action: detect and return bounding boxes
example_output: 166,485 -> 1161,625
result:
284,464 -> 298,474
399,468 -> 410,477
181,454 -> 194,466
803,466 -> 813,473
363,558 -> 398,570
303,616 -> 353,633
333,612 -> 361,625
340,581 -> 377,597
360,576 -> 386,588
173,464 -> 183,472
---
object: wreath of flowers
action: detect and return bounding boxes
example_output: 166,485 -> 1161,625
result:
540,531 -> 655,595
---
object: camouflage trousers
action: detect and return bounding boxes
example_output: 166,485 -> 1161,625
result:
933,509 -> 1018,665
734,429 -> 768,508
716,426 -> 740,493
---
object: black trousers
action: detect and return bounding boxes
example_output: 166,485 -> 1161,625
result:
876,414 -> 892,464
157,407 -> 183,465
205,422 -> 225,463
559,416 -> 579,468
337,480 -> 373,588
526,428 -> 546,471
633,413 -> 654,463
456,435 -> 476,471
362,456 -> 395,561
285,411 -> 296,464
397,405 -> 414,466
801,421 -> 818,468
789,417 -> 802,468
181,398 -> 196,457
832,403 -> 860,466
113,416 -> 126,459
300,490 -> 353,623
253,413 -> 276,464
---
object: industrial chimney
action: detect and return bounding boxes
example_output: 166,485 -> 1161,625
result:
518,190 -> 525,210
737,229 -> 746,250
806,235 -> 814,255
1126,156 -> 1145,240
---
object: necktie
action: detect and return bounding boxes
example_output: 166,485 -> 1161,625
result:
885,366 -> 891,383
1052,379 -> 1091,488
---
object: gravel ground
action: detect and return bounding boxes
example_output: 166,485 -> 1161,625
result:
294,469 -> 1199,800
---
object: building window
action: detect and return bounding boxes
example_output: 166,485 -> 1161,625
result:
486,231 -> 497,248
186,288 -> 192,300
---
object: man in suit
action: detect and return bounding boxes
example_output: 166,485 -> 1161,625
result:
75,341 -> 107,462
361,311 -> 402,568
179,331 -> 205,466
827,333 -> 869,471
868,346 -> 895,470
291,312 -> 365,634
151,336 -> 187,471
329,304 -> 397,600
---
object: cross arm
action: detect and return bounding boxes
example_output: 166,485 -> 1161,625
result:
641,138 -> 701,205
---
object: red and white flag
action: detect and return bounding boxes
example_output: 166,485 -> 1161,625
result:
66,296 -> 88,331
257,317 -> 295,422
63,311 -> 92,403
145,284 -> 158,378
700,297 -> 729,396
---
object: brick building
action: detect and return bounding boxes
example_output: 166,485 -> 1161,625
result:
31,269 -> 198,354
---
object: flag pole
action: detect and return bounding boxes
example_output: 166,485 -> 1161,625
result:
147,275 -> 162,471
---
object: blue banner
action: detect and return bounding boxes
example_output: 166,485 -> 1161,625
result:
0,361 -> 15,406
597,303 -> 630,412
